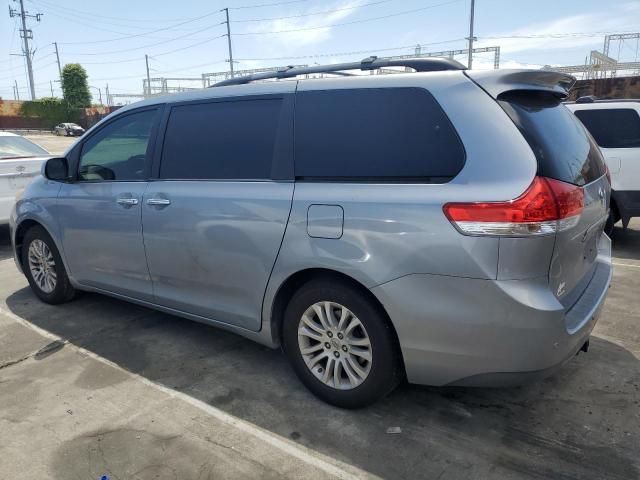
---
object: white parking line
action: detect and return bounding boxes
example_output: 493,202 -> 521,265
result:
613,262 -> 640,268
0,305 -> 372,480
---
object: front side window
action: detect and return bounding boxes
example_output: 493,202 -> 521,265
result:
574,108 -> 640,149
78,109 -> 157,181
160,98 -> 283,180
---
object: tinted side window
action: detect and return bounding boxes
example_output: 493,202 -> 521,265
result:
160,98 -> 283,180
499,92 -> 605,186
574,108 -> 640,148
294,88 -> 465,181
78,109 -> 157,181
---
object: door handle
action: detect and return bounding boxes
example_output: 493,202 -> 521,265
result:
146,198 -> 171,206
116,197 -> 139,206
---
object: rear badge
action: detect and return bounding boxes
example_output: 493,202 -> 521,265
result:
598,187 -> 605,207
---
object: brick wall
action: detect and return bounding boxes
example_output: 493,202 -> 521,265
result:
568,76 -> 640,100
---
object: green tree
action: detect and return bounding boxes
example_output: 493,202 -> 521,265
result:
61,63 -> 91,109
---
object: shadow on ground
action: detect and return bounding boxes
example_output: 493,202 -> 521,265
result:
612,223 -> 640,262
5,284 -> 640,480
0,226 -> 14,262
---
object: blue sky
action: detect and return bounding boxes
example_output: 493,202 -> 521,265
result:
1,0 -> 639,100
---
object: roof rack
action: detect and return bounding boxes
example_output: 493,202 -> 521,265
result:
211,56 -> 466,87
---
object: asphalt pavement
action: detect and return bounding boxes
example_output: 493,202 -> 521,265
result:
0,215 -> 638,479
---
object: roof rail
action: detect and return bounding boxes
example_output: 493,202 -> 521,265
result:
210,56 -> 466,87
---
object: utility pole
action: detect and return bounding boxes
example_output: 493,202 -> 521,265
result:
145,54 -> 151,97
9,0 -> 42,100
466,0 -> 476,70
14,80 -> 20,100
53,42 -> 62,78
50,80 -> 54,96
105,83 -> 110,106
222,8 -> 234,77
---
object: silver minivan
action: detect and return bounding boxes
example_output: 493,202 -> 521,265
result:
10,58 -> 612,408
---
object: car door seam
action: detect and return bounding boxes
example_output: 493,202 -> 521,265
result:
139,181 -> 156,299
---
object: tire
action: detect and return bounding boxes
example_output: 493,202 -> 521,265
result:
282,277 -> 402,408
605,205 -> 620,237
22,226 -> 76,304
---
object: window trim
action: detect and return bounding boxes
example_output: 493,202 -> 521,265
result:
73,105 -> 162,183
151,94 -> 294,182
292,86 -> 466,183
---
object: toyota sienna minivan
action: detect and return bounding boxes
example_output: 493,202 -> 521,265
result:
10,58 -> 612,408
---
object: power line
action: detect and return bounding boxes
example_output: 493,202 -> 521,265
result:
69,34 -> 227,66
234,38 -> 465,61
478,30 -> 640,40
233,0 -> 464,35
56,8 -> 224,45
29,0 -> 196,23
234,0 -> 391,22
63,24 -> 225,56
230,0 -> 312,10
90,59 -> 227,82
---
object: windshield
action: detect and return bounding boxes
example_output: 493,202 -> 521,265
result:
0,136 -> 49,159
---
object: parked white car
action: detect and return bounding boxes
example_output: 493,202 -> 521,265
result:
566,98 -> 640,235
0,132 -> 50,224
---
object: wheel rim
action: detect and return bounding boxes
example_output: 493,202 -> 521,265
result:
28,239 -> 57,293
297,301 -> 373,390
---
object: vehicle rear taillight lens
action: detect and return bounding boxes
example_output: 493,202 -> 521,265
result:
443,176 -> 584,236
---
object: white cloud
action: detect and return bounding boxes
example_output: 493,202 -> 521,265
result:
476,3 -> 639,57
239,0 -> 366,47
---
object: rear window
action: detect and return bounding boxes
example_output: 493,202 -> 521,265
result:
499,91 -> 606,186
574,108 -> 640,148
294,88 -> 465,181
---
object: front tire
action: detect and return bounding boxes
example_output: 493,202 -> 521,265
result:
282,278 -> 402,408
22,226 -> 76,304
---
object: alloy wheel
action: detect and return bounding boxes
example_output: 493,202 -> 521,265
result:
297,301 -> 373,390
28,239 -> 57,294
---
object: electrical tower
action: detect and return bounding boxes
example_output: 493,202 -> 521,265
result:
8,0 -> 42,100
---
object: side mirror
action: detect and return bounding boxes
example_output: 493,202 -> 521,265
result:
43,157 -> 70,182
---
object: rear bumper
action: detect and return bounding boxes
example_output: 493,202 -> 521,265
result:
371,234 -> 612,387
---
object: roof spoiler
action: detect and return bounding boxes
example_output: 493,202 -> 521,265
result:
464,69 -> 576,99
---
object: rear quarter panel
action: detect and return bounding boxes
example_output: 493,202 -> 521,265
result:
262,72 -> 539,328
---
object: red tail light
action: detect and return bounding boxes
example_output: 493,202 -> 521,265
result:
443,176 -> 584,236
